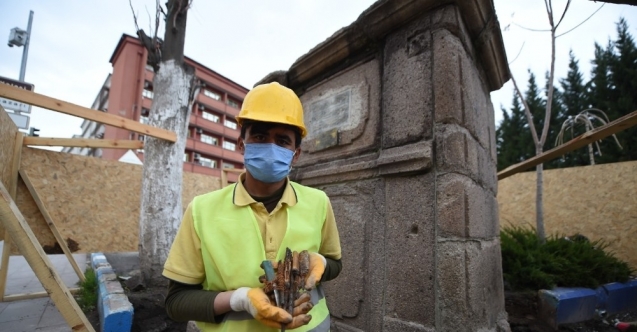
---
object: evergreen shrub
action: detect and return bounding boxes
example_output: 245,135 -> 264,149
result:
500,225 -> 634,291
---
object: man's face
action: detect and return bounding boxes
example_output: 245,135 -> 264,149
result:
238,124 -> 301,164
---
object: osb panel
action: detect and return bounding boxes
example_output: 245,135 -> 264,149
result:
9,147 -> 220,255
498,160 -> 637,270
0,106 -> 19,237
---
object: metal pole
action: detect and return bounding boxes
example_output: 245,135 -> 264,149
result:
19,10 -> 34,82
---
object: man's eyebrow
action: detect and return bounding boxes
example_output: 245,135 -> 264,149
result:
275,133 -> 292,141
249,127 -> 269,135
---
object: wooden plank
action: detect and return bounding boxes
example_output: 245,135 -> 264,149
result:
498,110 -> 637,180
3,288 -> 80,302
19,170 -> 85,282
0,181 -> 94,332
0,132 -> 24,300
0,84 -> 176,142
24,137 -> 144,149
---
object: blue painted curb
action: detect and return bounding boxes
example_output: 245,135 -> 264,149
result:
91,253 -> 134,332
538,279 -> 637,328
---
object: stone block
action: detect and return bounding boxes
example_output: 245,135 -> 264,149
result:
322,179 -> 385,330
436,173 -> 499,240
432,29 -> 463,126
465,181 -> 499,239
99,293 -> 133,332
383,174 -> 435,326
477,137 -> 498,195
91,252 -> 110,270
460,44 -> 491,152
538,288 -> 598,329
435,125 -> 466,175
466,240 -> 507,331
600,279 -> 637,315
436,174 -> 466,238
436,241 -> 468,329
382,14 -> 433,148
383,316 -> 435,332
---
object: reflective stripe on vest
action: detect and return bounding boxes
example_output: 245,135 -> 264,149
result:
192,182 -> 331,332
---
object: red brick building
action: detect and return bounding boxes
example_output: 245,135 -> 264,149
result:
66,34 -> 248,182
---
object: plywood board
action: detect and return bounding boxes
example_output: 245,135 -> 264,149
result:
498,160 -> 637,270
10,147 -> 220,254
0,106 -> 18,199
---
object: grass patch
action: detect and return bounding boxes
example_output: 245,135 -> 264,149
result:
501,225 -> 634,291
76,268 -> 98,312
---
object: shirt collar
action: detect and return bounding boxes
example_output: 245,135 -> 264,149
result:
233,173 -> 298,207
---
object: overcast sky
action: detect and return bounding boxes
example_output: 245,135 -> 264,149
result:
1,1 -> 636,149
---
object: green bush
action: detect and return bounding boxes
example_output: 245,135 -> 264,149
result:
501,225 -> 634,291
76,268 -> 98,312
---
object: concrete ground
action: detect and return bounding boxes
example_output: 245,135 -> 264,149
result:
0,241 -> 88,332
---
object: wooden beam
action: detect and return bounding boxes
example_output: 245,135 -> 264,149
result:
498,110 -> 637,180
19,170 -> 85,282
0,132 -> 24,300
0,84 -> 176,142
24,137 -> 144,149
0,181 -> 94,332
3,288 -> 80,302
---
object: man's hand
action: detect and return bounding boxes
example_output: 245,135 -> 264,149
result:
304,253 -> 326,290
230,287 -> 313,329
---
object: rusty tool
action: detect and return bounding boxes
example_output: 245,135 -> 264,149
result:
260,248 -> 312,332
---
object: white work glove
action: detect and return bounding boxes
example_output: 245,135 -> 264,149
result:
230,287 -> 312,329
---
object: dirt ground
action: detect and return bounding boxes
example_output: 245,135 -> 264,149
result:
85,289 -> 636,331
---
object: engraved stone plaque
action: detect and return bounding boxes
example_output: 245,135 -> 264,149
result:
306,88 -> 351,138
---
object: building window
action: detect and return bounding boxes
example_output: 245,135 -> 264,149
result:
139,116 -> 149,125
201,134 -> 218,146
223,162 -> 235,169
184,153 -> 189,162
142,89 -> 154,99
202,111 -> 220,123
138,135 -> 145,142
226,98 -> 240,109
204,89 -> 221,101
224,119 -> 237,130
199,156 -> 217,168
223,141 -> 236,151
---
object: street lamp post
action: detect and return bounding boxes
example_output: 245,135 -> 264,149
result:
7,10 -> 35,82
19,11 -> 34,82
6,10 -> 35,132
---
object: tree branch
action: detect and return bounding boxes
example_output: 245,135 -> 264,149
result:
540,0 -> 557,147
510,73 -> 540,145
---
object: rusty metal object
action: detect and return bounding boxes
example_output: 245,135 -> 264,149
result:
260,248 -> 312,331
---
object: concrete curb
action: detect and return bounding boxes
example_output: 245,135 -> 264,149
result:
538,279 -> 637,329
91,253 -> 134,332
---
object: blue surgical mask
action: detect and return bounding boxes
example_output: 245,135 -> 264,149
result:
244,143 -> 296,183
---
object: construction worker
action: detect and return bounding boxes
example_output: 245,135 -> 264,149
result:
162,82 -> 342,331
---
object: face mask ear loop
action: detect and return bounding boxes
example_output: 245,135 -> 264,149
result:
289,151 -> 297,171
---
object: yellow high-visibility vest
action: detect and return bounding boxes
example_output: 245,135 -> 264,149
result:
192,182 -> 331,332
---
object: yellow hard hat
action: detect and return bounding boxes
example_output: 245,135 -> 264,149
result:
236,82 -> 307,138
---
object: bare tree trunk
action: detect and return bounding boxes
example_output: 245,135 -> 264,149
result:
138,0 -> 195,287
535,146 -> 546,243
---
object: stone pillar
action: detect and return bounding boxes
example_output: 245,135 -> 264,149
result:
261,1 -> 510,331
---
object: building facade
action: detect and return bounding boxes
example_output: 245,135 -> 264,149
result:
65,34 -> 248,182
